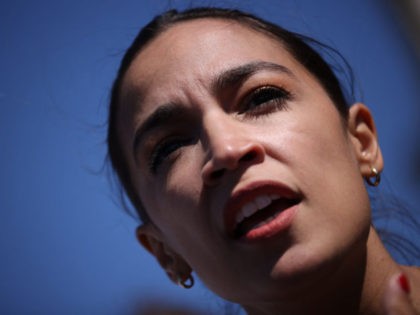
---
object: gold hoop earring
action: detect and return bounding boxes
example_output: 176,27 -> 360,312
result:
177,274 -> 194,289
366,167 -> 381,187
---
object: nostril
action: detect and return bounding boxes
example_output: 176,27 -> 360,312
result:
210,169 -> 225,180
240,151 -> 257,162
203,143 -> 265,185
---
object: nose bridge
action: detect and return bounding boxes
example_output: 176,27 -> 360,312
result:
201,110 -> 265,184
202,110 -> 244,161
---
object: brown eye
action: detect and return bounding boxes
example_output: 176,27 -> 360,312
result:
240,86 -> 291,117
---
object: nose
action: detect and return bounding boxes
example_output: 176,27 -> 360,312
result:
201,112 -> 265,186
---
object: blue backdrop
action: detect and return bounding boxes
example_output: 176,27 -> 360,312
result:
1,1 -> 419,314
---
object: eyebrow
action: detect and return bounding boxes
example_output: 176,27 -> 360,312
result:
133,102 -> 187,154
211,60 -> 295,94
132,61 -> 295,154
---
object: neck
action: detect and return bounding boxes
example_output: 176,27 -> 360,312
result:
244,227 -> 409,315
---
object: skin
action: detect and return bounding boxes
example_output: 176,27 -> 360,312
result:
115,19 -> 419,315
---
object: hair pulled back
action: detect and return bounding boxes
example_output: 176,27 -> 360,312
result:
107,7 -> 353,223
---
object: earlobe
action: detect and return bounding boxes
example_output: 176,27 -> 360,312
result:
136,224 -> 192,286
347,103 -> 384,177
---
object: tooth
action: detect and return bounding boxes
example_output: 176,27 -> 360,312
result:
269,194 -> 281,200
235,210 -> 244,224
255,195 -> 272,209
242,202 -> 258,218
236,194 -> 280,225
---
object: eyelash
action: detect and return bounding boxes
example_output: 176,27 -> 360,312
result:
148,86 -> 292,173
239,86 -> 292,117
149,137 -> 193,173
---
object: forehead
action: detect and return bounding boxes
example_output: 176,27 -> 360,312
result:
121,18 -> 302,105
115,18 -> 333,199
117,18 -> 318,151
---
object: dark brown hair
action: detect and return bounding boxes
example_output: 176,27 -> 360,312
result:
107,7 -> 354,223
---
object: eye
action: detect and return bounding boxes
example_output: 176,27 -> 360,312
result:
239,86 -> 291,117
149,137 -> 193,173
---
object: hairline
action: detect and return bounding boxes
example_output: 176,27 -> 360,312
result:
110,12 -> 350,224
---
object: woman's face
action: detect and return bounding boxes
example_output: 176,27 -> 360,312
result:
117,19 -> 375,303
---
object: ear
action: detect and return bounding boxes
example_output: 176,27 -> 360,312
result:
136,224 -> 192,285
347,103 -> 384,177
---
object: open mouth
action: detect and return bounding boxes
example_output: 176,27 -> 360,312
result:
233,196 -> 300,239
223,182 -> 302,240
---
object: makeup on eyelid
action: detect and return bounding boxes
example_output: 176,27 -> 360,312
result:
104,13 -> 420,315
145,85 -> 293,173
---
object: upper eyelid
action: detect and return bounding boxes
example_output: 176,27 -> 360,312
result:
146,87 -> 290,172
149,137 -> 191,172
134,62 -> 295,136
132,104 -> 190,160
245,85 -> 289,97
133,65 -> 297,158
231,70 -> 295,99
137,122 -> 198,168
238,84 -> 292,107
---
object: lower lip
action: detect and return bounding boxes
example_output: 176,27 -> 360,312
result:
242,204 -> 298,241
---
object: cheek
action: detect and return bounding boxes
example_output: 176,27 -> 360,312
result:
140,152 -> 206,243
294,114 -> 371,241
269,106 -> 370,222
285,104 -> 356,178
163,149 -> 204,211
265,107 -> 355,172
266,108 -> 371,278
301,121 -> 366,210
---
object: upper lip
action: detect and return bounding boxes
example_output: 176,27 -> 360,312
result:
223,180 -> 301,237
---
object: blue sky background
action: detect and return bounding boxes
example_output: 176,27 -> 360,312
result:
1,1 -> 419,314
